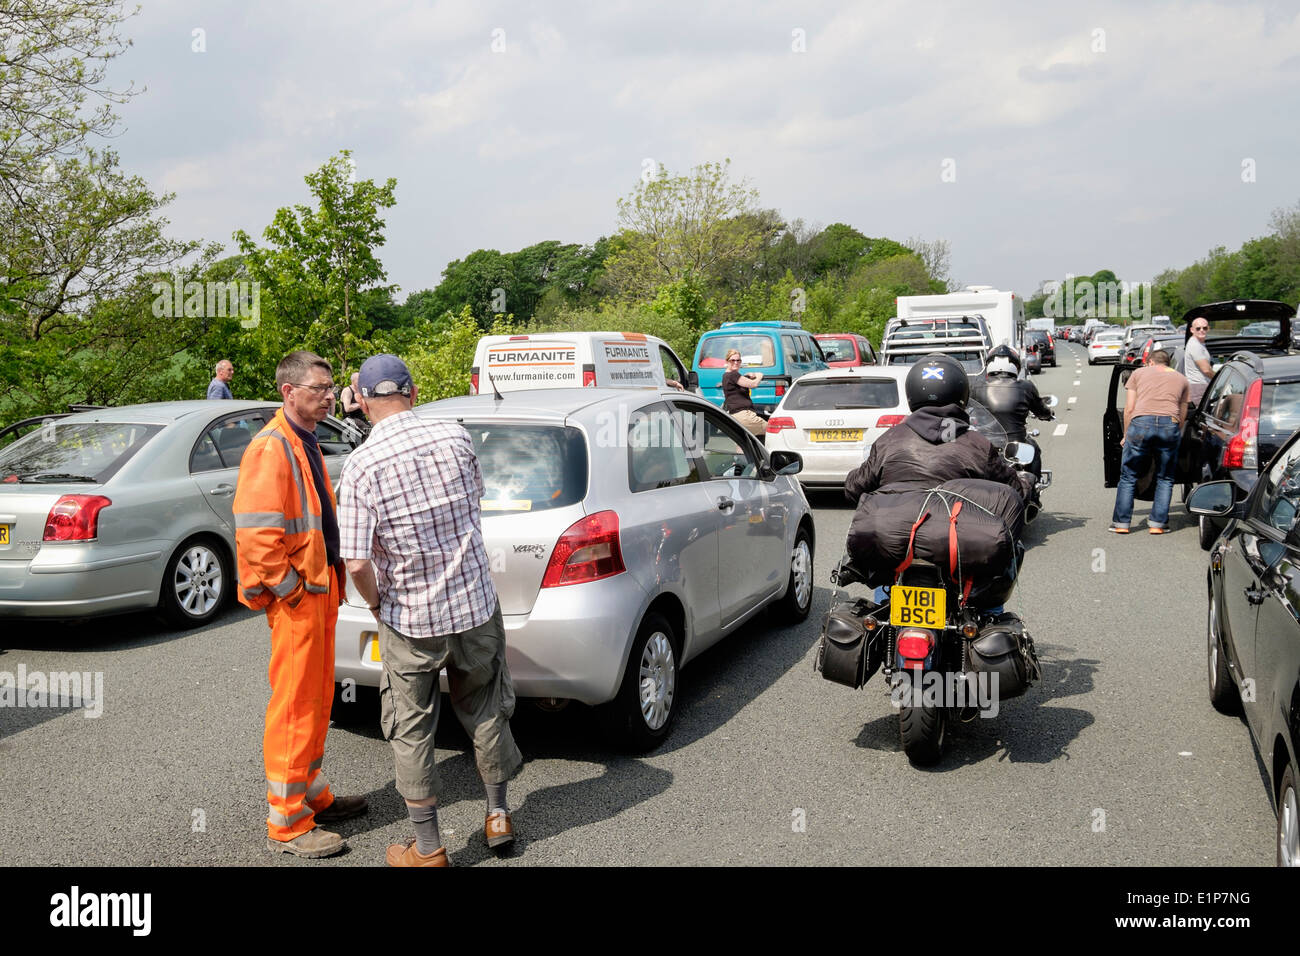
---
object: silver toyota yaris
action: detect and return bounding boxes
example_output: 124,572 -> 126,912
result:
334,387 -> 814,751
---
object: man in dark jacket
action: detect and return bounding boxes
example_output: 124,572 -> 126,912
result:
969,344 -> 1054,479
845,353 -> 1034,505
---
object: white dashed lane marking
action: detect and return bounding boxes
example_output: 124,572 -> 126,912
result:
1053,423 -> 1069,436
1074,380 -> 1080,385
1068,396 -> 1078,404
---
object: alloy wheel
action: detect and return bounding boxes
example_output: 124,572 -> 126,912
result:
175,544 -> 223,617
1281,782 -> 1299,868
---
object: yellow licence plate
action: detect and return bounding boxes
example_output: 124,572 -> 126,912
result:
889,585 -> 946,628
809,428 -> 864,443
0,525 -> 8,546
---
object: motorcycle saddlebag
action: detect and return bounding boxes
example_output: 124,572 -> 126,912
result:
967,617 -> 1040,700
815,601 -> 883,689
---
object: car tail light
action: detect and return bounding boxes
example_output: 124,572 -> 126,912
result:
509,335 -> 529,341
470,371 -> 479,395
1141,341 -> 1152,364
582,369 -> 596,387
541,510 -> 625,588
1223,379 -> 1262,470
897,629 -> 933,667
43,495 -> 111,542
774,384 -> 786,396
876,414 -> 905,428
767,417 -> 795,434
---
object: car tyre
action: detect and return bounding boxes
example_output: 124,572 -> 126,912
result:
777,526 -> 814,622
1198,514 -> 1218,551
601,612 -> 679,753
1207,587 -> 1241,715
159,536 -> 229,628
1279,763 -> 1299,868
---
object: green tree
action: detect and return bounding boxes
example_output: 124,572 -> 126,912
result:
234,150 -> 397,376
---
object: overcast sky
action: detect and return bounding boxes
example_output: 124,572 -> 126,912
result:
103,0 -> 1300,302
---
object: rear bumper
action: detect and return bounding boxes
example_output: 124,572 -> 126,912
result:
0,547 -> 164,618
333,573 -> 647,706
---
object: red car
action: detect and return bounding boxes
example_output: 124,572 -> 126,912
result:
813,333 -> 877,368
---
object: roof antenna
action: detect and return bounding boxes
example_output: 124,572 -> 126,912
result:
486,368 -> 504,402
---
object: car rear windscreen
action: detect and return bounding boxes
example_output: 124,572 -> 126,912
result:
463,424 -> 588,512
0,421 -> 163,484
1262,383 -> 1300,436
785,379 -> 900,410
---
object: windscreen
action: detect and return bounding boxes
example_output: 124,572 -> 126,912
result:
784,378 -> 900,410
463,424 -> 588,512
0,421 -> 163,484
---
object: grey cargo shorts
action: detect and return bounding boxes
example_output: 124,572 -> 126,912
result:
377,601 -> 523,801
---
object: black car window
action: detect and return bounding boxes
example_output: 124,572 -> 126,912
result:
678,405 -> 760,480
658,344 -> 687,385
314,419 -> 353,458
1256,440 -> 1300,538
627,404 -> 698,493
1207,369 -> 1248,426
199,413 -> 269,471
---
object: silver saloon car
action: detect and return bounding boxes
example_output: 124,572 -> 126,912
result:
0,401 -> 358,627
333,388 -> 814,750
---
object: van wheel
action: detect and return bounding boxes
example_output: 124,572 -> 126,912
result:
600,613 -> 679,753
159,536 -> 229,628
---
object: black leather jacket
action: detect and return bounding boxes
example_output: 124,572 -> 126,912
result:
843,404 -> 1033,504
969,374 -> 1053,443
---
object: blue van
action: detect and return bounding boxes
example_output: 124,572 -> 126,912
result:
693,321 -> 830,415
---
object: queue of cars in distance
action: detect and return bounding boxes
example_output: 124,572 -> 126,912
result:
332,387 -> 814,751
0,401 -> 360,626
763,367 -> 911,486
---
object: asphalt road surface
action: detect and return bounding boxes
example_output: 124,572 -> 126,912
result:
0,343 -> 1275,866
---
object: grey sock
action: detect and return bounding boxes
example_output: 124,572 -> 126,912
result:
407,803 -> 441,855
486,782 -> 509,815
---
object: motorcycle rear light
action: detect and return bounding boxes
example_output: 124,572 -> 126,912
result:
767,416 -> 795,433
1222,378 -> 1262,470
876,414 -> 905,428
43,495 -> 111,542
897,629 -> 933,661
541,510 -> 625,588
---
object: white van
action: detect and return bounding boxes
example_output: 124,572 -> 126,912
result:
895,287 -> 1025,352
470,331 -> 696,395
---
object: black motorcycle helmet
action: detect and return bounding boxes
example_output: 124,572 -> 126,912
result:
904,353 -> 970,411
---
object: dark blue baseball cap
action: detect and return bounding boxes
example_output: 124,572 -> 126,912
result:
358,354 -> 413,397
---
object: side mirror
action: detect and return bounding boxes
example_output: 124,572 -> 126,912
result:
687,370 -> 699,390
1044,395 -> 1060,409
1003,442 -> 1036,466
769,450 -> 803,476
1186,481 -> 1242,518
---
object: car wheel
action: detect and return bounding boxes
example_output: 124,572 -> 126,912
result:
159,536 -> 229,628
777,526 -> 814,622
1198,514 -> 1218,551
1279,763 -> 1299,867
1088,357 -> 1095,366
1207,587 -> 1241,714
601,612 -> 679,753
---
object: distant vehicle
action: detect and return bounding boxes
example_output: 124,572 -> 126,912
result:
764,366 -> 911,486
0,401 -> 360,626
1024,329 -> 1056,368
470,331 -> 695,396
895,286 -> 1025,352
813,333 -> 877,368
1026,317 -> 1056,336
693,321 -> 829,416
333,388 -> 815,751
1087,330 -> 1125,365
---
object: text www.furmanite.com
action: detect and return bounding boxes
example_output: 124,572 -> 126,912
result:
1114,916 -> 1250,930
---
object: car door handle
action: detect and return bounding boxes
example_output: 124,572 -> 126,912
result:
716,496 -> 735,511
209,483 -> 235,496
1244,584 -> 1266,605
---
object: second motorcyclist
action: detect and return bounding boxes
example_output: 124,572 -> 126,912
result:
968,344 -> 1054,480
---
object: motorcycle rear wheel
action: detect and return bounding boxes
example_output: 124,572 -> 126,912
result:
898,671 -> 947,766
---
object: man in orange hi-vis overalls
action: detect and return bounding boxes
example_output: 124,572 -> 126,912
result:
234,350 -> 368,859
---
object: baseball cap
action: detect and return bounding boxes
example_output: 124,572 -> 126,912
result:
358,354 -> 413,397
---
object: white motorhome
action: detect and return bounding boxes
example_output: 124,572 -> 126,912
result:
895,286 -> 1025,352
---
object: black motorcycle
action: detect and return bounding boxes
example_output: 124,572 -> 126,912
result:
816,432 -> 1043,765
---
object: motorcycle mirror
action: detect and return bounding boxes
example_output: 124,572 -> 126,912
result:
1028,429 -> 1040,438
1044,395 -> 1059,409
1003,441 -> 1036,466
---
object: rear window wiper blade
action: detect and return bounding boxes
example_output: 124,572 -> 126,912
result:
833,404 -> 876,409
15,472 -> 98,482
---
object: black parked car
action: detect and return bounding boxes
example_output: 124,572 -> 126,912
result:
1187,440 -> 1300,867
1025,329 -> 1056,368
1102,300 -> 1297,547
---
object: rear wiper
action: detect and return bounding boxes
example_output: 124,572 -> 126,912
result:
833,404 -> 873,409
16,472 -> 97,482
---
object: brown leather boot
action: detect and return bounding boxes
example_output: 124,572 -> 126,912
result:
386,839 -> 449,867
485,811 -> 514,849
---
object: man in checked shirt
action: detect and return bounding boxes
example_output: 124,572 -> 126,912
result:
338,354 -> 523,867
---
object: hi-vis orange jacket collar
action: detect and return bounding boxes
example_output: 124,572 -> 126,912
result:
232,408 -> 338,611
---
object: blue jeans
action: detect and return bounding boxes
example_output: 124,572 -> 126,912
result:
1111,415 -> 1182,529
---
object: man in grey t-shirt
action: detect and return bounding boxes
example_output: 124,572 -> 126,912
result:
1182,318 -> 1214,403
207,359 -> 234,400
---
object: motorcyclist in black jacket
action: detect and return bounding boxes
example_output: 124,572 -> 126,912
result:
968,344 -> 1054,480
